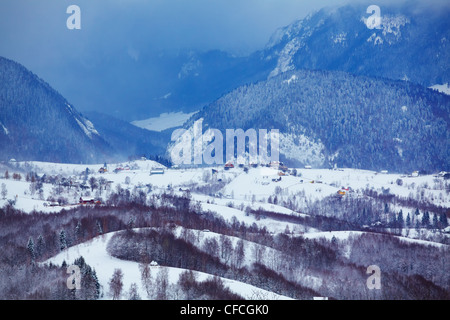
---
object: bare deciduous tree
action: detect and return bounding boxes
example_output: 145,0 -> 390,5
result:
139,260 -> 153,299
1,183 -> 7,200
203,237 -> 219,258
155,267 -> 169,300
109,268 -> 124,300
252,243 -> 266,265
127,283 -> 141,300
220,235 -> 233,264
233,239 -> 245,269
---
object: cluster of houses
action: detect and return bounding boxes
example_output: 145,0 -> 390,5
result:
99,165 -> 128,174
224,162 -> 235,170
44,196 -> 102,208
79,197 -> 102,205
336,187 -> 350,197
98,167 -> 108,174
224,160 -> 293,173
98,164 -> 165,176
436,171 -> 450,179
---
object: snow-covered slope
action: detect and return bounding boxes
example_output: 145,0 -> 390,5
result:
183,68 -> 450,172
3,160 -> 450,215
0,56 -> 112,164
261,2 -> 450,86
2,160 -> 448,239
2,158 -> 449,300
43,230 -> 293,300
430,83 -> 450,96
132,111 -> 198,132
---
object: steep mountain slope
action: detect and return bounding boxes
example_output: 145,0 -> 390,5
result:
263,1 -> 450,86
0,57 -> 112,163
84,111 -> 172,164
178,69 -> 450,172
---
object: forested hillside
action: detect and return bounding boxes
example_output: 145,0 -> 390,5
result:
0,57 -> 113,164
187,69 -> 450,172
84,111 -> 172,164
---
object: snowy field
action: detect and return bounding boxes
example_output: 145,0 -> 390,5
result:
44,229 -> 293,300
131,111 -> 198,132
2,159 -> 449,216
1,159 -> 449,299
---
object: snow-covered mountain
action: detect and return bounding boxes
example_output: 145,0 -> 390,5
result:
120,1 -> 450,119
15,1 -> 447,125
430,83 -> 450,96
3,1 -> 449,169
175,69 -> 450,173
262,1 -> 450,86
164,2 -> 450,173
0,57 -> 115,164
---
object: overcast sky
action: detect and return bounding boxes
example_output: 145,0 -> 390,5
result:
2,0 -> 444,119
0,0 -> 353,69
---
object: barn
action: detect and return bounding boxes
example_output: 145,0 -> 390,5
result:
224,162 -> 234,170
150,169 -> 165,175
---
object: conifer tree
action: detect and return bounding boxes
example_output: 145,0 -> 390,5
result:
415,219 -> 420,230
432,213 -> 438,229
406,213 -> 411,228
75,221 -> 83,242
27,237 -> 35,262
92,269 -> 101,299
60,230 -> 67,251
439,213 -> 448,228
36,234 -> 45,259
397,210 -> 404,228
96,220 -> 103,235
421,211 -> 430,228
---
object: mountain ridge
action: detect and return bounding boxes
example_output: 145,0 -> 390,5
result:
174,69 -> 450,173
0,56 -> 112,164
261,1 -> 450,86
